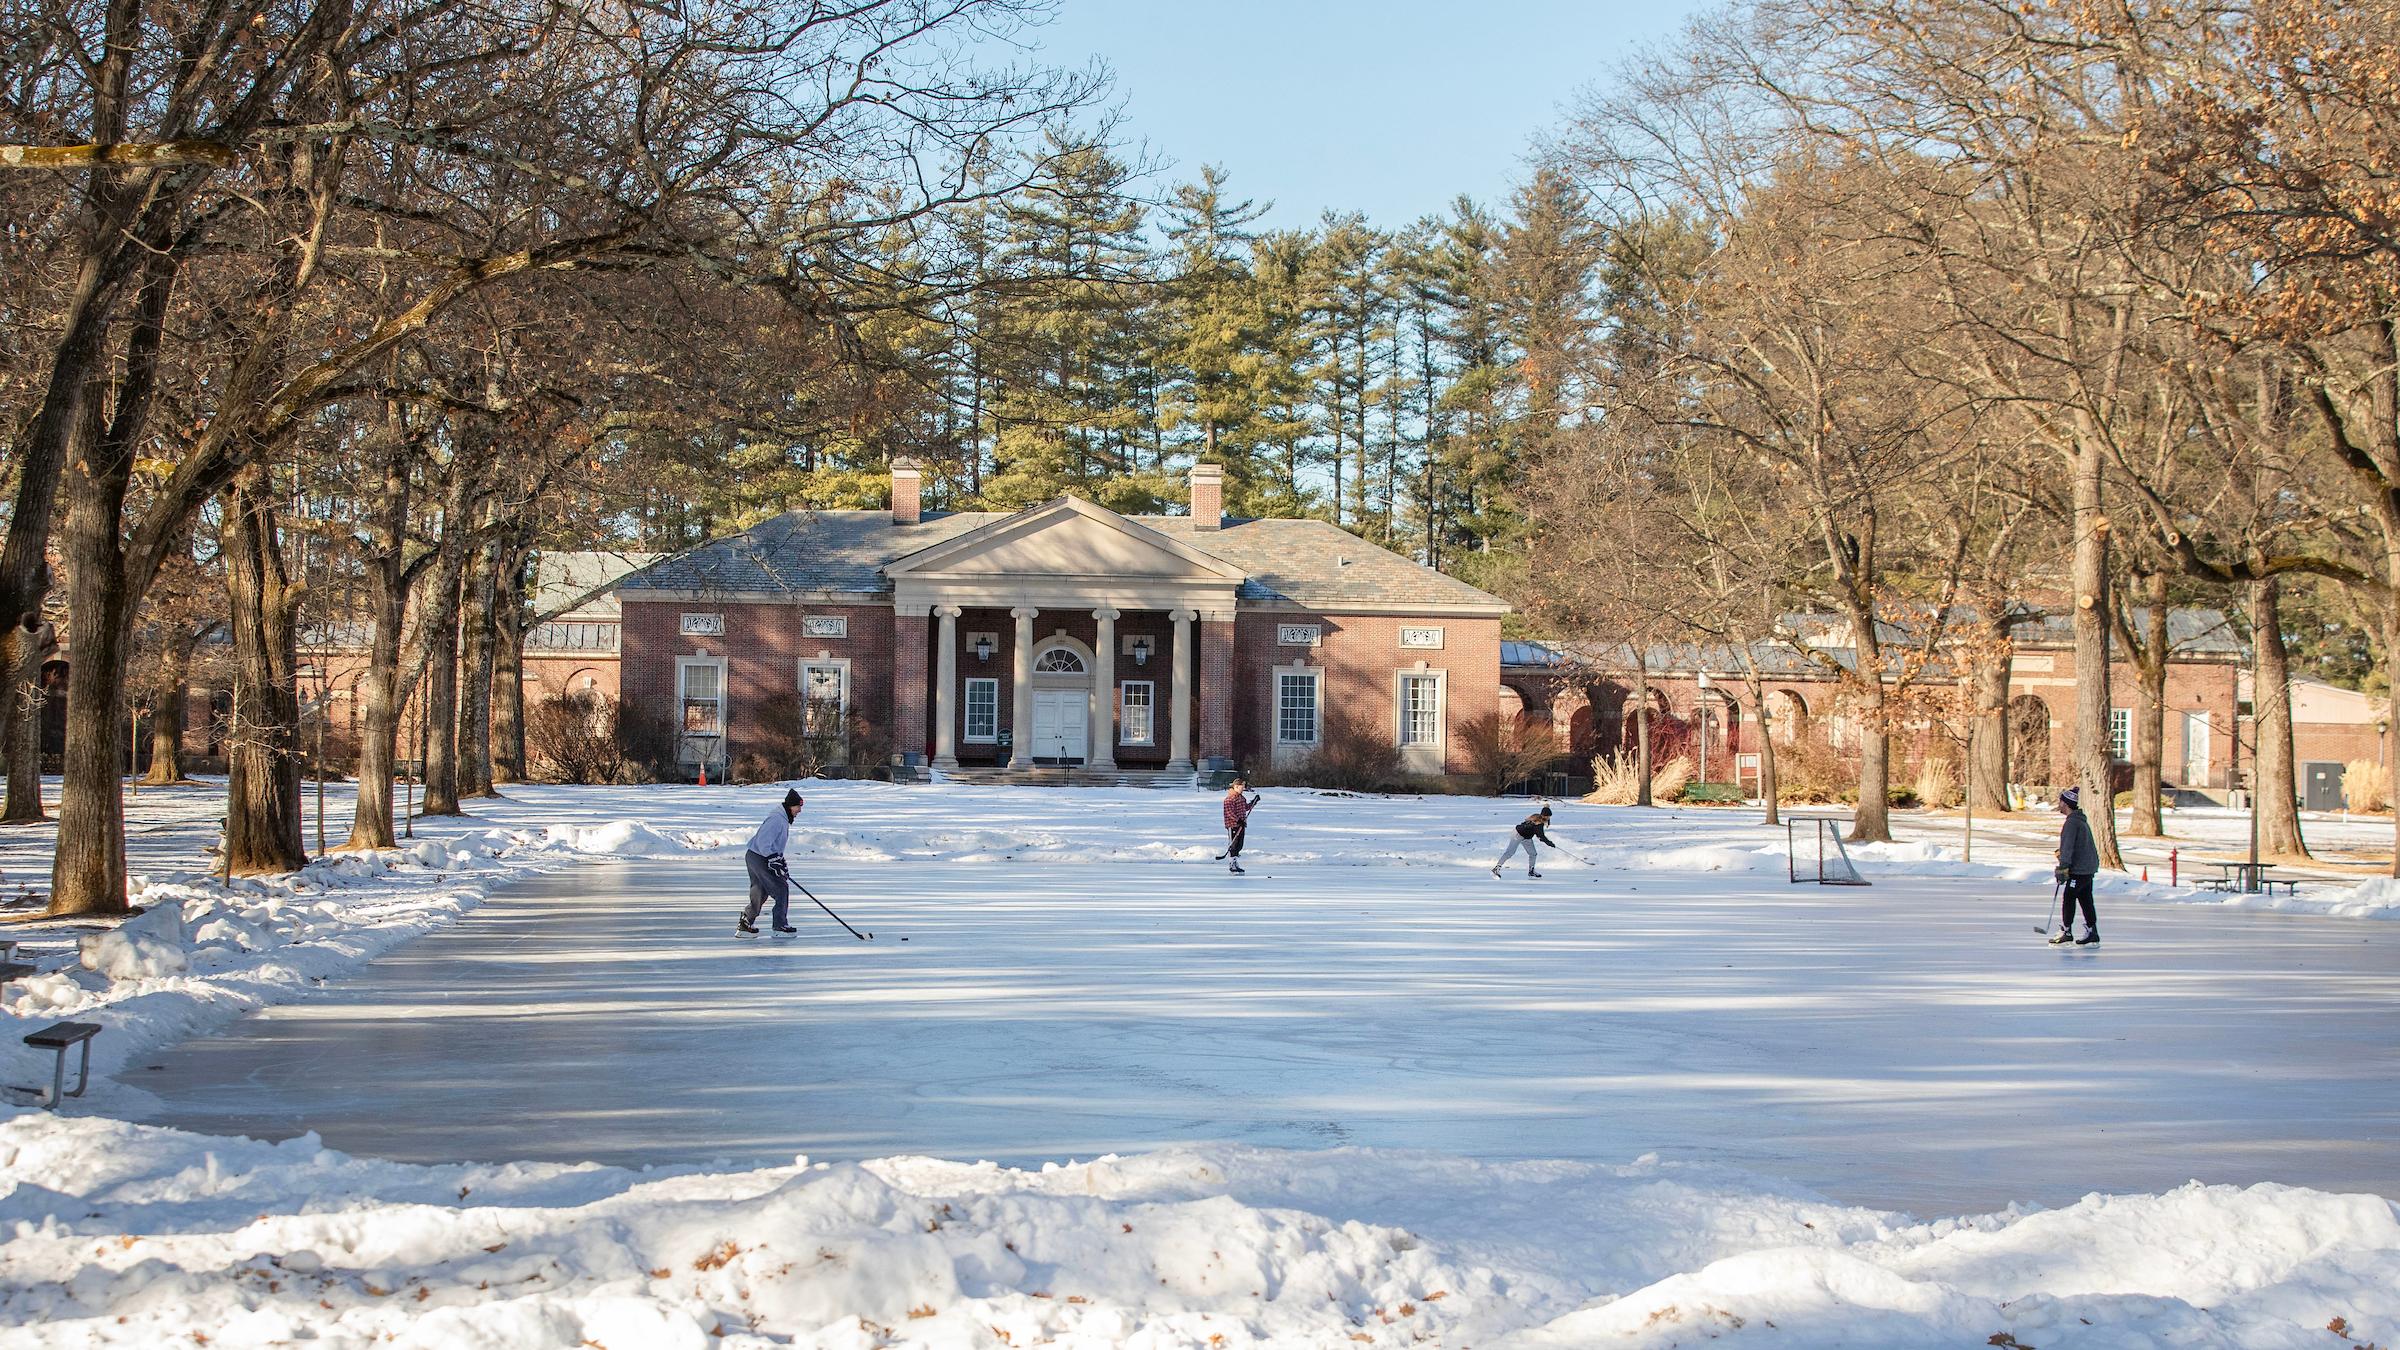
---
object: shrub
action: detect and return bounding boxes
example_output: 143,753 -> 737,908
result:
1911,756 -> 1959,810
1650,754 -> 1695,803
1585,750 -> 1644,805
1456,712 -> 1561,795
2343,759 -> 2390,813
1774,732 -> 1855,805
734,693 -> 874,782
528,692 -> 631,785
614,697 -> 677,782
1266,707 -> 1407,792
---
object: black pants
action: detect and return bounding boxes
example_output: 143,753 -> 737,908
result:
1225,822 -> 1247,858
2060,873 -> 2096,933
742,850 -> 790,927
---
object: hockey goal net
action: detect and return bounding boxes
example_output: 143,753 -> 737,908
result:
1786,816 -> 1869,886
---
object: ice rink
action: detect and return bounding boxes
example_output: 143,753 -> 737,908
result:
135,828 -> 2400,1215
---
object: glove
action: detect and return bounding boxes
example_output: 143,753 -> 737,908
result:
769,855 -> 791,880
2053,866 -> 2068,884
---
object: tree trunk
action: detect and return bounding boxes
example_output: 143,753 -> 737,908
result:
343,423 -> 423,850
1967,640 -> 2013,815
457,539 -> 499,799
0,617 -> 48,821
493,551 -> 527,783
418,516 -> 471,816
1745,667 -> 1780,827
221,469 -> 307,874
47,380 -> 137,917
2127,572 -> 2170,838
143,628 -> 195,785
1850,680 -> 1893,843
1632,659 -> 1654,806
2251,576 -> 2309,859
345,584 -> 405,849
2071,449 -> 2124,869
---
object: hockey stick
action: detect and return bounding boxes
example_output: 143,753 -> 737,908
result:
2036,879 -> 2061,936
792,880 -> 873,941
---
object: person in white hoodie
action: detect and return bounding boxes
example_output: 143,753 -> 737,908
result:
738,788 -> 804,935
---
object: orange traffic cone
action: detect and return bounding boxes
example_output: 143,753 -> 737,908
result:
698,761 -> 708,787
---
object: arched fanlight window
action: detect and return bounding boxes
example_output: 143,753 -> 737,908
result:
1033,648 -> 1086,674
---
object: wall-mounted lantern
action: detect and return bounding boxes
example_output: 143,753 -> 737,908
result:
1130,635 -> 1153,666
974,634 -> 994,661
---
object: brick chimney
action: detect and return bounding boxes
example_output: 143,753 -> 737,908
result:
1189,462 -> 1223,531
890,457 -> 922,526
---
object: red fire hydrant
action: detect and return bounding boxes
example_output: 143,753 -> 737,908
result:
2169,847 -> 2178,887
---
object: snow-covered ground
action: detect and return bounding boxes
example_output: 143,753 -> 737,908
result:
2,780 -> 2396,1348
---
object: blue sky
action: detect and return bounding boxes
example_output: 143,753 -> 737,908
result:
1011,0 -> 1707,230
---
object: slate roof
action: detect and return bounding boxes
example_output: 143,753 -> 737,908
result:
1505,605 -> 2244,675
617,507 -> 1508,613
531,551 -> 658,620
1504,639 -> 1836,678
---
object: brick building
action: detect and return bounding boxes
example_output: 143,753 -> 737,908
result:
614,463 -> 1509,781
295,551 -> 653,755
1504,609 -> 2247,798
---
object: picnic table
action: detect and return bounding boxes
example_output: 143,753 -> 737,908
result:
2201,860 -> 2300,895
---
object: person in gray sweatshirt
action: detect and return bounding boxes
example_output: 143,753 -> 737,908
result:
2050,785 -> 2100,945
738,788 -> 804,936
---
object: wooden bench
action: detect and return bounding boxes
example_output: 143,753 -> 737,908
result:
20,1021 -> 99,1108
0,959 -> 36,998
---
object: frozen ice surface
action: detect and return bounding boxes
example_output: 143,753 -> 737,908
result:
133,846 -> 2400,1216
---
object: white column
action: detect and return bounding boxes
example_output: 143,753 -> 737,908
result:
1008,606 -> 1037,769
1090,607 -> 1119,770
932,605 -> 961,769
1168,608 -> 1195,771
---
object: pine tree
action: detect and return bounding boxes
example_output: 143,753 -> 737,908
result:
1159,166 -> 1272,477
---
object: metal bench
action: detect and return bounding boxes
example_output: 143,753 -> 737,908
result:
20,1021 -> 99,1108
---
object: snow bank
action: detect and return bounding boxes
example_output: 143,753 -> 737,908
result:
2318,875 -> 2400,920
543,818 -> 693,857
0,1117 -> 2392,1348
75,900 -> 188,980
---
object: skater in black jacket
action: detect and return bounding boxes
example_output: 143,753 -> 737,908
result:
2050,786 -> 2100,945
1493,805 -> 1558,878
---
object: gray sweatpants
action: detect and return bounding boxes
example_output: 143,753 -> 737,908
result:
1496,836 -> 1541,872
742,850 -> 790,927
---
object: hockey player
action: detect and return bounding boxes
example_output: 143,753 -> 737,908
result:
738,788 -> 804,936
1218,778 -> 1261,874
2050,786 -> 2100,946
1494,805 -> 1558,878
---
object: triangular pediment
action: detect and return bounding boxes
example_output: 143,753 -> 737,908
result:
886,497 -> 1246,583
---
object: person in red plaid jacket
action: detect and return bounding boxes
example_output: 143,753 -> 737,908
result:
1216,777 -> 1261,874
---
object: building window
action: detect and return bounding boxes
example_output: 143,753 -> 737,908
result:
964,678 -> 999,742
801,661 -> 848,736
1400,674 -> 1442,746
1277,670 -> 1321,746
1120,681 -> 1155,746
2109,707 -> 2130,761
529,621 -> 619,652
1034,648 -> 1086,674
676,657 -> 726,764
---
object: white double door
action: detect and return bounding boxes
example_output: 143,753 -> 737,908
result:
1031,688 -> 1089,762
